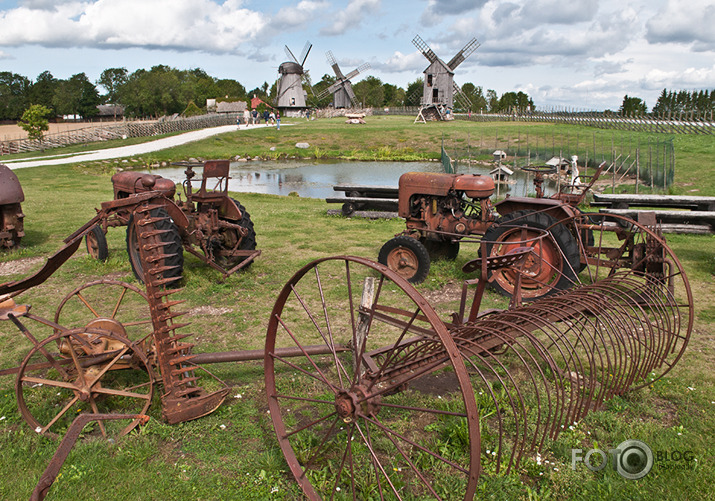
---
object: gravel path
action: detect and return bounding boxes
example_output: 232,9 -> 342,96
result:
4,123 -> 278,169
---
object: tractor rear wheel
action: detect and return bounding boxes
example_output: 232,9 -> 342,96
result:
378,235 -> 430,284
212,198 -> 257,270
482,210 -> 579,300
422,239 -> 460,261
126,207 -> 183,284
85,225 -> 109,261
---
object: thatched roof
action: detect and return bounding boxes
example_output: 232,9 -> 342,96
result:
217,101 -> 247,113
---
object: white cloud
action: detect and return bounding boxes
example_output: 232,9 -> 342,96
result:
320,0 -> 380,36
0,0 -> 270,53
370,50 -> 425,74
0,50 -> 13,60
645,0 -> 715,51
420,0 -> 487,27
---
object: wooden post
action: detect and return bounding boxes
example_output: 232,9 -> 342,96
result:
354,277 -> 375,375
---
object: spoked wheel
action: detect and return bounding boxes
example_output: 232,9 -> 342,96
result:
16,327 -> 153,438
378,235 -> 431,284
85,225 -> 109,261
482,210 -> 580,301
560,212 -> 694,385
54,280 -> 154,349
265,256 -> 480,500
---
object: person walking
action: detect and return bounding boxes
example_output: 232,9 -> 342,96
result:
276,111 -> 281,130
252,109 -> 258,125
243,108 -> 251,127
263,109 -> 270,125
269,111 -> 275,124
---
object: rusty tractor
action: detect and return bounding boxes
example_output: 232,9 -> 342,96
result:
0,164 -> 25,249
377,162 -> 648,302
86,159 -> 259,281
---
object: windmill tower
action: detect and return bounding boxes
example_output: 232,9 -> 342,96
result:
276,41 -> 312,117
315,51 -> 370,109
412,35 -> 479,121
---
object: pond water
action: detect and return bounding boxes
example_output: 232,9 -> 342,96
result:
142,160 -> 559,200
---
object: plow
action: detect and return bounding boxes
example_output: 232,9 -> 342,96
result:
0,183 -> 693,498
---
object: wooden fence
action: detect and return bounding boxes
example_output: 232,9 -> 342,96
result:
0,114 -> 238,155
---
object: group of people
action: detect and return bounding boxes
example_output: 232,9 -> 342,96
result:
239,108 -> 280,129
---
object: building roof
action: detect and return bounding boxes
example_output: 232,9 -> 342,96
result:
217,101 -> 247,113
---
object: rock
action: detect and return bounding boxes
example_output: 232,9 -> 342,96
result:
295,142 -> 310,149
232,155 -> 242,161
270,147 -> 277,151
189,157 -> 199,163
237,158 -> 247,162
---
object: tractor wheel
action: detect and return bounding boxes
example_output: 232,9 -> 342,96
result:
85,225 -> 109,261
422,239 -> 460,261
126,207 -> 183,284
213,198 -> 257,270
482,210 -> 580,300
341,201 -> 356,216
378,235 -> 431,284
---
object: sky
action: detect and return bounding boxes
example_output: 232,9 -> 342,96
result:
0,0 -> 713,111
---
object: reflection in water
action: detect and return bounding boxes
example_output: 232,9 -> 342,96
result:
142,160 -> 558,199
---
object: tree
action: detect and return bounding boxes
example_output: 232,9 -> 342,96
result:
486,89 -> 498,112
460,83 -> 487,113
352,76 -> 384,108
19,104 -> 52,141
619,95 -> 647,115
28,71 -> 57,113
0,71 -> 31,120
183,100 -> 203,117
97,68 -> 128,104
52,73 -> 100,118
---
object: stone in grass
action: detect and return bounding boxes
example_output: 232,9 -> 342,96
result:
295,142 -> 310,149
270,147 -> 277,151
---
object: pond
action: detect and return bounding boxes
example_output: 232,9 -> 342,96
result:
141,160 -> 559,200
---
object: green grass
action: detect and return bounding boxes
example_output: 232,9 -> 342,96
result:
0,117 -> 713,500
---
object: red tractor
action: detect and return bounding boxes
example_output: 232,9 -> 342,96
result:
377,162 -> 655,300
0,164 -> 25,249
87,160 -> 259,281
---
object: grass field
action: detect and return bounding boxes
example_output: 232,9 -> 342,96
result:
0,117 -> 713,500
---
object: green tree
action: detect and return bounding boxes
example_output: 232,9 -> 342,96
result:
619,95 -> 647,115
97,68 -> 128,104
486,89 -> 498,112
352,76 -> 384,108
0,71 -> 31,120
52,73 -> 100,118
19,104 -> 52,141
183,100 -> 203,117
28,71 -> 57,113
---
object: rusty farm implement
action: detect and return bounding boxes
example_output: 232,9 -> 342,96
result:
0,190 -> 693,499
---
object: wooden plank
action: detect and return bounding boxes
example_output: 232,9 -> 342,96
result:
325,197 -> 398,204
332,185 -> 398,197
593,193 -> 715,210
599,208 -> 715,226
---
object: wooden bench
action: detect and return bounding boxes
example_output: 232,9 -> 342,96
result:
599,208 -> 715,233
328,185 -> 399,216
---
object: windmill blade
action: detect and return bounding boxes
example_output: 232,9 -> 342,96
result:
344,62 -> 370,81
326,50 -> 338,67
299,41 -> 312,67
447,38 -> 480,70
303,70 -> 316,96
345,83 -> 357,107
284,45 -> 299,63
453,82 -> 472,110
412,34 -> 438,63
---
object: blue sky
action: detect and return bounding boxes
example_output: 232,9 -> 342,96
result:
0,0 -> 713,110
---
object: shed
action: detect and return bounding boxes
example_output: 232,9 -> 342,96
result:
490,165 -> 514,182
493,150 -> 507,162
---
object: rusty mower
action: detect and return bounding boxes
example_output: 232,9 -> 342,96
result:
0,199 -> 694,499
86,159 -> 259,281
377,161 -> 657,301
0,164 -> 25,249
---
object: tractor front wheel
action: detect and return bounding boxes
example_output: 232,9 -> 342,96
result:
378,235 -> 430,284
85,225 -> 109,261
126,207 -> 183,284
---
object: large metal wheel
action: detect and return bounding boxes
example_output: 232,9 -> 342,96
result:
559,212 -> 694,386
482,210 -> 580,300
378,235 -> 431,284
126,207 -> 183,284
16,327 -> 153,438
265,256 -> 480,500
54,279 -> 154,349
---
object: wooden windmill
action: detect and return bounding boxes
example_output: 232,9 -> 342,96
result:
276,41 -> 312,116
315,51 -> 370,108
412,35 -> 480,122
